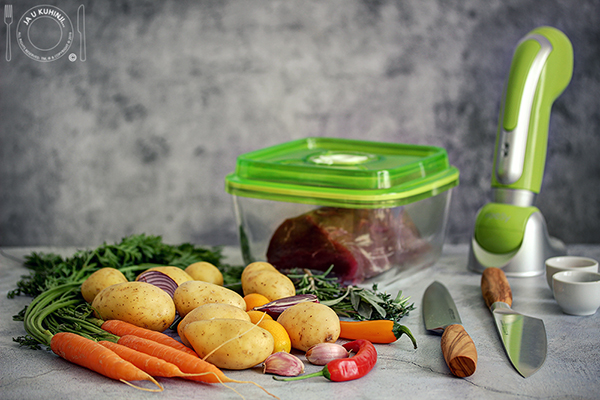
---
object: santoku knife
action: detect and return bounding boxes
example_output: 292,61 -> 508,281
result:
481,267 -> 547,377
422,281 -> 477,377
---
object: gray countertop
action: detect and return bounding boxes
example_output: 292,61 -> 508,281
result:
1,244 -> 599,400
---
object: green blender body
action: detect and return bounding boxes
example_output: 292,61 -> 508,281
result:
468,27 -> 573,276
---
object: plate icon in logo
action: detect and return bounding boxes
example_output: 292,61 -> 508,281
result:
16,5 -> 74,62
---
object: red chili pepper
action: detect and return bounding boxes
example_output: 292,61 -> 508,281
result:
274,339 -> 377,382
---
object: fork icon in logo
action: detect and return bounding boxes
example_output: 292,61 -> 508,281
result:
4,4 -> 12,61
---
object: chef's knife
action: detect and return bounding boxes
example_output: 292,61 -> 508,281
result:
423,281 -> 477,377
481,267 -> 547,377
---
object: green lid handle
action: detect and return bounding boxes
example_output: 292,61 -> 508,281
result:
492,26 -> 573,194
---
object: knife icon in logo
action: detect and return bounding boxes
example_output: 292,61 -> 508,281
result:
77,5 -> 86,61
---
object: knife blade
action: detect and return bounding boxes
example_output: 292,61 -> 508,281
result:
481,267 -> 547,378
423,281 -> 477,377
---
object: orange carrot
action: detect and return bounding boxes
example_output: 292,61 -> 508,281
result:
99,340 -> 199,378
100,341 -> 275,400
117,334 -> 230,384
101,319 -> 198,357
50,332 -> 163,392
116,334 -> 279,399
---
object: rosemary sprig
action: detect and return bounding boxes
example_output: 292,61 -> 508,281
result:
287,266 -> 415,322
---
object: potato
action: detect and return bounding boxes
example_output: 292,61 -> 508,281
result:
184,319 -> 274,370
241,261 -> 278,285
173,280 -> 246,317
81,267 -> 128,303
91,281 -> 176,332
185,262 -> 224,285
138,266 -> 194,286
242,269 -> 296,301
177,303 -> 251,346
277,302 -> 340,351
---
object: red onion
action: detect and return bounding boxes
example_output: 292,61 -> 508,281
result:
136,270 -> 178,298
253,294 -> 319,318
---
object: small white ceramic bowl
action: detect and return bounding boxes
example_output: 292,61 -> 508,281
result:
545,256 -> 598,289
552,270 -> 600,316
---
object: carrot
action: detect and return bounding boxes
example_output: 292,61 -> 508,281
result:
101,319 -> 199,357
117,335 -> 279,399
99,341 -> 260,400
50,332 -> 163,392
117,334 -> 231,384
99,340 -> 200,378
339,320 -> 418,348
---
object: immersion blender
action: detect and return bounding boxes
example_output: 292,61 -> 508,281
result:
468,26 -> 573,276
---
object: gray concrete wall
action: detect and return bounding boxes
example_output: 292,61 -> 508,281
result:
1,0 -> 599,248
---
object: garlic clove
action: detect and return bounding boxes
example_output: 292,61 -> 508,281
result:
305,343 -> 349,365
263,352 -> 305,377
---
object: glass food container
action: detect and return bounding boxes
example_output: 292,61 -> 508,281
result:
225,137 -> 459,284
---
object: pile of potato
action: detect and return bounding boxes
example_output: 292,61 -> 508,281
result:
81,261 -> 341,370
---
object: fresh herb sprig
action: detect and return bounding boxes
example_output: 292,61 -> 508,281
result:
287,266 -> 415,322
8,234 -> 243,349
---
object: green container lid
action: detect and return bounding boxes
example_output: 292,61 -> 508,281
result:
225,137 -> 459,208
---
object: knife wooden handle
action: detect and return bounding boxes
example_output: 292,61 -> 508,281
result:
481,267 -> 513,309
441,324 -> 477,377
